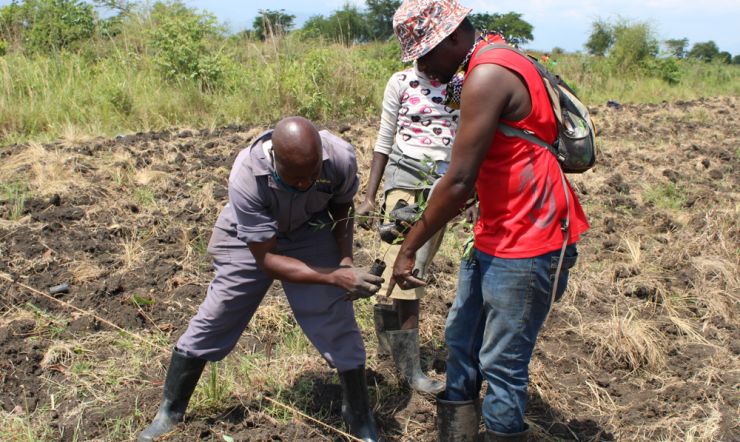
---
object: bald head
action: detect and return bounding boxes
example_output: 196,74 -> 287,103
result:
271,116 -> 323,192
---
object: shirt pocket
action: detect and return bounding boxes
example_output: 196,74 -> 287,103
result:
305,190 -> 333,215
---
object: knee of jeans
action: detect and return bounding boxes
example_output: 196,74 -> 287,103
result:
444,325 -> 469,354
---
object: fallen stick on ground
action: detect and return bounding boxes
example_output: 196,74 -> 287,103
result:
0,271 -> 364,442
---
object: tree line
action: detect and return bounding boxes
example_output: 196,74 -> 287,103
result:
250,3 -> 534,46
2,0 -> 736,65
586,18 -> 738,65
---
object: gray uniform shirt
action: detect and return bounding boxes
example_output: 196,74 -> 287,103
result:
214,130 -> 359,244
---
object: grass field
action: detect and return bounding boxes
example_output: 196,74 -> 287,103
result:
1,6 -> 739,441
0,97 -> 738,441
2,33 -> 738,146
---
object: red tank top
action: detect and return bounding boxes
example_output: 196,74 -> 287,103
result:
465,43 -> 590,258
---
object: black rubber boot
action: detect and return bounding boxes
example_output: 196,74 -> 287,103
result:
482,425 -> 529,441
436,393 -> 480,442
339,367 -> 381,442
387,329 -> 444,394
373,304 -> 400,357
138,348 -> 206,442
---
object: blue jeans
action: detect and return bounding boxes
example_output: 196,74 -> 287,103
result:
444,245 -> 578,434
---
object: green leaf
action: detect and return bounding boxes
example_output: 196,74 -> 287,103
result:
131,294 -> 155,307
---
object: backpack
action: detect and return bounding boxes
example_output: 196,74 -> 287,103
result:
482,44 -> 597,174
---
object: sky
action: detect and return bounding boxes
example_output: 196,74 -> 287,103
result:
183,0 -> 740,54
1,0 -> 738,54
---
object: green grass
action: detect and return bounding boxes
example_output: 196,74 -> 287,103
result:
0,182 -> 28,219
551,54 -> 740,105
0,35 -> 401,145
132,187 -> 155,207
1,30 -> 738,146
643,183 -> 687,210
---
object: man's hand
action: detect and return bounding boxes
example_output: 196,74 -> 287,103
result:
464,204 -> 478,226
390,248 -> 426,293
356,200 -> 376,230
332,266 -> 384,300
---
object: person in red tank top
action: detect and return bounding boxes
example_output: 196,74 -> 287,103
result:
390,1 -> 589,440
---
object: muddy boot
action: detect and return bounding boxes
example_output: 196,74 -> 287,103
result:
138,348 -> 206,442
373,304 -> 400,357
339,367 -> 381,442
482,426 -> 530,441
436,393 -> 479,442
387,329 -> 444,394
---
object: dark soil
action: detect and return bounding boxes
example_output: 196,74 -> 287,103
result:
0,97 -> 738,441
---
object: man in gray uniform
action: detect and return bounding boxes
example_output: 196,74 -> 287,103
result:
139,117 -> 383,442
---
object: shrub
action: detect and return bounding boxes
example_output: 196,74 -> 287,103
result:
643,56 -> 681,85
609,20 -> 659,72
3,0 -> 97,54
147,1 -> 229,89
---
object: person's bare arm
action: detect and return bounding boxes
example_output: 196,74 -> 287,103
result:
329,201 -> 355,266
392,63 -> 527,287
249,237 -> 382,297
357,152 -> 389,229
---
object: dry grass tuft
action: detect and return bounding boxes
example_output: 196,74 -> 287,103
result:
134,168 -> 169,187
69,260 -> 105,283
590,308 -> 665,371
41,342 -> 76,369
118,234 -> 145,272
0,142 -> 85,197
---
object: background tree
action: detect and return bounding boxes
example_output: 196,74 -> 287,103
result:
301,3 -> 370,44
551,46 -> 565,56
664,38 -> 688,58
92,0 -> 134,14
0,0 -> 97,53
716,51 -> 731,64
688,40 -> 720,62
585,19 -> 614,56
468,11 -> 533,46
733,54 -> 740,65
609,20 -> 659,69
252,8 -> 295,40
0,1 -> 24,50
365,0 -> 400,40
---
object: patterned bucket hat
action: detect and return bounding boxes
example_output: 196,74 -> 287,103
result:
393,0 -> 472,62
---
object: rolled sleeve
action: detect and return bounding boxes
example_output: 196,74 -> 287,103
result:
229,171 -> 277,244
332,173 -> 359,205
323,135 -> 359,205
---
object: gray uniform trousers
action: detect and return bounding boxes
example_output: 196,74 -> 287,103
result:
176,225 -> 366,372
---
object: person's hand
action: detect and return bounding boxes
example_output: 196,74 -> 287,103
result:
389,248 -> 426,293
464,204 -> 478,227
332,266 -> 384,300
356,199 -> 376,230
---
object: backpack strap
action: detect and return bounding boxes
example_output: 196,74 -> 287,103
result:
548,167 -> 570,316
497,123 -> 563,162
